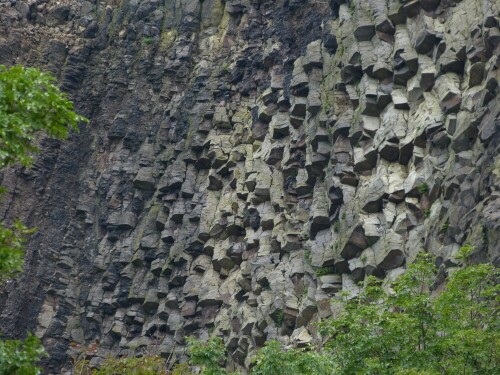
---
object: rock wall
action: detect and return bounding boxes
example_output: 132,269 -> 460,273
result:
0,0 -> 499,372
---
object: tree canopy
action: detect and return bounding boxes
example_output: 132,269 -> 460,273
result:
318,248 -> 499,374
176,247 -> 499,375
0,64 -> 87,374
0,64 -> 87,168
0,64 -> 87,282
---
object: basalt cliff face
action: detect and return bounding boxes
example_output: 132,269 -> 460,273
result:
0,0 -> 499,372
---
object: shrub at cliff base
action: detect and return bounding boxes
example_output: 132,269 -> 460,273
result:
73,247 -> 498,374
184,246 -> 499,375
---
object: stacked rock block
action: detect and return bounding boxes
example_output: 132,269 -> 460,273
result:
0,0 -> 498,372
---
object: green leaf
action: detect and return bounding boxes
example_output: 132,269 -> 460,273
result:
0,64 -> 88,168
0,333 -> 46,375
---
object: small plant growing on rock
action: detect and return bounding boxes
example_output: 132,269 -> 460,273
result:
333,220 -> 340,233
272,309 -> 285,328
304,250 -> 312,264
417,182 -> 429,195
348,1 -> 356,15
142,36 -> 155,46
482,225 -> 488,245
315,267 -> 335,277
440,218 -> 449,233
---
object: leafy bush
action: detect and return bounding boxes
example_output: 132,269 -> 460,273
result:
319,249 -> 499,374
417,183 -> 429,195
181,339 -> 334,375
0,333 -> 46,375
187,337 -> 226,375
251,341 -> 334,375
0,220 -> 36,282
0,65 -> 86,168
74,355 -> 168,375
182,247 -> 498,375
70,246 -> 498,375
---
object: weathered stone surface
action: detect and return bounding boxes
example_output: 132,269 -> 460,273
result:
435,74 -> 462,114
133,168 -> 156,190
354,21 -> 375,42
106,212 -> 137,230
420,0 -> 440,12
468,62 -> 485,87
414,29 -> 440,55
302,40 -> 323,71
319,274 -> 342,294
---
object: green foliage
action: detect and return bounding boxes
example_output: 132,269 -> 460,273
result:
333,220 -> 340,233
0,65 -> 86,375
440,218 -> 449,233
0,333 -> 46,375
0,220 -> 36,282
315,267 -> 335,277
348,1 -> 356,15
187,337 -> 226,375
181,338 -> 335,375
220,63 -> 231,75
170,363 -> 193,375
417,182 -> 429,195
74,355 -> 167,375
101,356 -> 166,375
142,37 -> 155,46
251,341 -> 334,375
455,243 -> 474,262
0,65 -> 87,168
318,250 -> 499,374
433,263 -> 499,373
482,225 -> 488,244
273,310 -> 284,327
159,248 -> 498,375
303,250 -> 312,264
0,64 -> 86,280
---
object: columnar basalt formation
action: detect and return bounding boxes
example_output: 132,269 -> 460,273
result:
0,0 -> 499,372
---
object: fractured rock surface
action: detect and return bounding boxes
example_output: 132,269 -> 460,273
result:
0,0 -> 499,372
